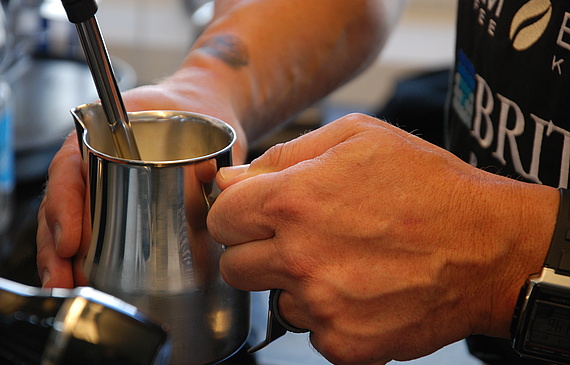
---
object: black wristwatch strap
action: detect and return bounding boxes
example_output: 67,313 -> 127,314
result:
544,188 -> 570,275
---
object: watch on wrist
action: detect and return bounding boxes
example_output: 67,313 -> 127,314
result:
511,188 -> 570,364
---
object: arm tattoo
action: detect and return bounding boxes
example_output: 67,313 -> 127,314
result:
195,34 -> 250,69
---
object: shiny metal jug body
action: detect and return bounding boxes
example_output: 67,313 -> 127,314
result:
72,103 -> 250,365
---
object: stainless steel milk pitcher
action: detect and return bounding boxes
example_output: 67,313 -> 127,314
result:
72,103 -> 250,365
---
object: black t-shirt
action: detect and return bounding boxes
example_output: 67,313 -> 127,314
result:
448,1 -> 570,364
448,0 -> 570,189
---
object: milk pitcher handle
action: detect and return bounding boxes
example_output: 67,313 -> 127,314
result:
248,289 -> 309,354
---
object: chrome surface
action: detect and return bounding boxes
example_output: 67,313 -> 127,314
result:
73,104 -> 249,365
0,277 -> 171,365
75,16 -> 140,160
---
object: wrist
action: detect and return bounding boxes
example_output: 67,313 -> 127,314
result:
477,183 -> 558,338
510,188 -> 570,363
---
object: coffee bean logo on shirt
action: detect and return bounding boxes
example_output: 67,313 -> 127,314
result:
509,0 -> 552,50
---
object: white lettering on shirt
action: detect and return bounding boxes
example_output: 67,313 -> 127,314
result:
465,74 -> 570,187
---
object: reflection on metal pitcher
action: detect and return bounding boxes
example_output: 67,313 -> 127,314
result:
72,103 -> 250,365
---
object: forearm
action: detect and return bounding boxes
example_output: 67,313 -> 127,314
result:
168,0 -> 397,140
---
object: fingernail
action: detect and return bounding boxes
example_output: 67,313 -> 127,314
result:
53,223 -> 62,252
41,269 -> 51,288
218,164 -> 250,182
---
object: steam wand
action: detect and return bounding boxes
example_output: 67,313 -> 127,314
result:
60,0 -> 141,160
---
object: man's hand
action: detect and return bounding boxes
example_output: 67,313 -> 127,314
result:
36,81 -> 247,288
36,133 -> 84,288
207,113 -> 559,364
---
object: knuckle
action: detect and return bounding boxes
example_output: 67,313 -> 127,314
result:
263,179 -> 308,220
263,142 -> 286,167
281,246 -> 319,280
250,142 -> 287,171
339,112 -> 376,127
251,138 -> 306,172
339,113 -> 392,138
